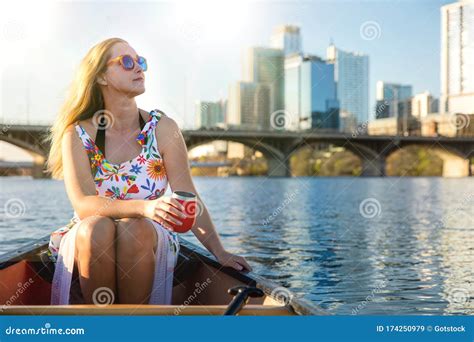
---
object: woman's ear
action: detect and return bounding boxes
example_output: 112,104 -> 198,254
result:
96,74 -> 107,86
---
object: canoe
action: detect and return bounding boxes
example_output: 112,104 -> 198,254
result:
0,234 -> 325,315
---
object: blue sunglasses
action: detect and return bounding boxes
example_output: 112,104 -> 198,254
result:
107,54 -> 147,72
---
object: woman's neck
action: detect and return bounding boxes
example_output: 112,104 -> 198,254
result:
103,96 -> 139,133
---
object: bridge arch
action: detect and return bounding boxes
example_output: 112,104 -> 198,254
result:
288,139 -> 385,176
384,143 -> 471,177
186,137 -> 289,177
0,135 -> 47,158
0,136 -> 48,178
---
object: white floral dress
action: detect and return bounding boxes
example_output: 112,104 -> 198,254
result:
48,109 -> 180,305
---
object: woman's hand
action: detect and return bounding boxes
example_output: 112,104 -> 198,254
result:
214,250 -> 253,272
142,196 -> 187,232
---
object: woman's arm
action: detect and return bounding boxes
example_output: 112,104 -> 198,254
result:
157,117 -> 252,272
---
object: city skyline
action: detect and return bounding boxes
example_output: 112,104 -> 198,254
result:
1,1 -> 452,123
0,0 -> 457,160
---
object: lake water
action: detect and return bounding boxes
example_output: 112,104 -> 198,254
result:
0,176 -> 473,315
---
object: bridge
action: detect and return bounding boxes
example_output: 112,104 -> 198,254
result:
1,123 -> 473,178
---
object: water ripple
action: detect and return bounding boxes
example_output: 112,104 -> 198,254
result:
0,176 -> 473,314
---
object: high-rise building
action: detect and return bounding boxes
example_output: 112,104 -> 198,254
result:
227,81 -> 272,130
285,53 -> 339,130
376,82 -> 412,102
195,100 -> 226,128
326,44 -> 369,132
270,25 -> 302,56
441,0 -> 474,115
411,91 -> 439,119
375,81 -> 413,119
243,47 -> 285,115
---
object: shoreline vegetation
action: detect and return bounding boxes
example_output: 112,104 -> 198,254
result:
1,146 -> 471,178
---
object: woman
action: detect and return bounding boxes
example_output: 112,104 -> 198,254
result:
46,37 -> 251,305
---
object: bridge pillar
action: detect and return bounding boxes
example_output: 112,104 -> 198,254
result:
360,156 -> 386,177
435,151 -> 470,177
267,156 -> 291,177
32,156 -> 48,179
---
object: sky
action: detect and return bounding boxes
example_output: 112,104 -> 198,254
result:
0,0 -> 454,160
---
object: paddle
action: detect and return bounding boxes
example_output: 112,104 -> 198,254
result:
223,285 -> 264,315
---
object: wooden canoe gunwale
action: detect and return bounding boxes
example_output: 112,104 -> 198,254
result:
0,234 -> 326,316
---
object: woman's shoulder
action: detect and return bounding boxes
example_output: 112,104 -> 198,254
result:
153,110 -> 181,156
62,121 -> 89,150
153,110 -> 179,132
150,109 -> 168,121
64,119 -> 85,137
73,117 -> 96,140
151,109 -> 176,123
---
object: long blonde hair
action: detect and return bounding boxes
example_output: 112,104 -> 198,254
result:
45,37 -> 127,179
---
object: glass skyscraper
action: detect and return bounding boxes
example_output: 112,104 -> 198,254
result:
227,81 -> 272,130
327,44 -> 369,132
376,82 -> 413,103
441,0 -> 474,114
375,82 -> 413,119
285,54 -> 339,130
195,100 -> 226,128
243,47 -> 285,115
270,25 -> 302,56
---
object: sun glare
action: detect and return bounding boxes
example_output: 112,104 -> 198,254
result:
172,0 -> 254,43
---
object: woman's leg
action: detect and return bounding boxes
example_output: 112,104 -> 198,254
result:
74,216 -> 117,304
115,218 -> 158,304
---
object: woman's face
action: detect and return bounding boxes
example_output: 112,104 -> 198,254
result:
102,42 -> 146,97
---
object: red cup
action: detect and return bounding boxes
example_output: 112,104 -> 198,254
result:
170,190 -> 197,233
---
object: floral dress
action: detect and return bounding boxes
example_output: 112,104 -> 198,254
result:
48,109 -> 179,305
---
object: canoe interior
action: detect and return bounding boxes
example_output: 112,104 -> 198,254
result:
0,235 -> 325,315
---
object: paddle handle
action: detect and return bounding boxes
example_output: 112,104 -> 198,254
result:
223,286 -> 264,316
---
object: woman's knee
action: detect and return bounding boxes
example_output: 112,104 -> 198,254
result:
76,215 -> 116,251
116,218 -> 157,254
